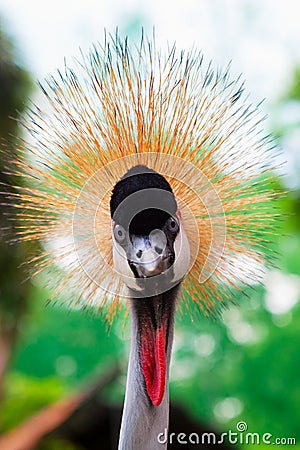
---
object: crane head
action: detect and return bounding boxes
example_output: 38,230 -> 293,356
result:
110,165 -> 190,296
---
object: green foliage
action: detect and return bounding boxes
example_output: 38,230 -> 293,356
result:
0,25 -> 32,333
286,67 -> 300,101
170,285 -> 300,441
0,373 -> 68,431
40,437 -> 82,450
0,26 -> 32,138
11,287 -> 125,382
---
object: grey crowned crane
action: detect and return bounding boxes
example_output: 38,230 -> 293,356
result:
6,33 -> 278,449
110,165 -> 189,449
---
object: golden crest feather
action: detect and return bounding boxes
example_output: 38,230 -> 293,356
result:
8,33 -> 279,323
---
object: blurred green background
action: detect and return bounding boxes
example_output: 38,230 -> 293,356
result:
0,1 -> 300,449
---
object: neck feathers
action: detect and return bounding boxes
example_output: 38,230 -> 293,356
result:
118,286 -> 179,450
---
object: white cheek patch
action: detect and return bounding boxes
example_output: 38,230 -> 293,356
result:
173,220 -> 191,283
111,214 -> 190,291
112,235 -> 143,291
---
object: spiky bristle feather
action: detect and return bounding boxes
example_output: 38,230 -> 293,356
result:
6,33 -> 280,323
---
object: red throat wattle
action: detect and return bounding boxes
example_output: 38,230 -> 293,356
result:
140,321 -> 167,406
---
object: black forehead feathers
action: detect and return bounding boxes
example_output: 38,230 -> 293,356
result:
129,208 -> 171,235
110,165 -> 177,234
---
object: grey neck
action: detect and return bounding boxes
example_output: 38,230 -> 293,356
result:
118,287 -> 179,450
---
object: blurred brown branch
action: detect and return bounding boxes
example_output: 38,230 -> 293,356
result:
0,365 -> 120,450
0,362 -> 235,450
0,392 -> 86,450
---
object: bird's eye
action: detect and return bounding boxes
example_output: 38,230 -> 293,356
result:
167,217 -> 179,233
114,224 -> 126,243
